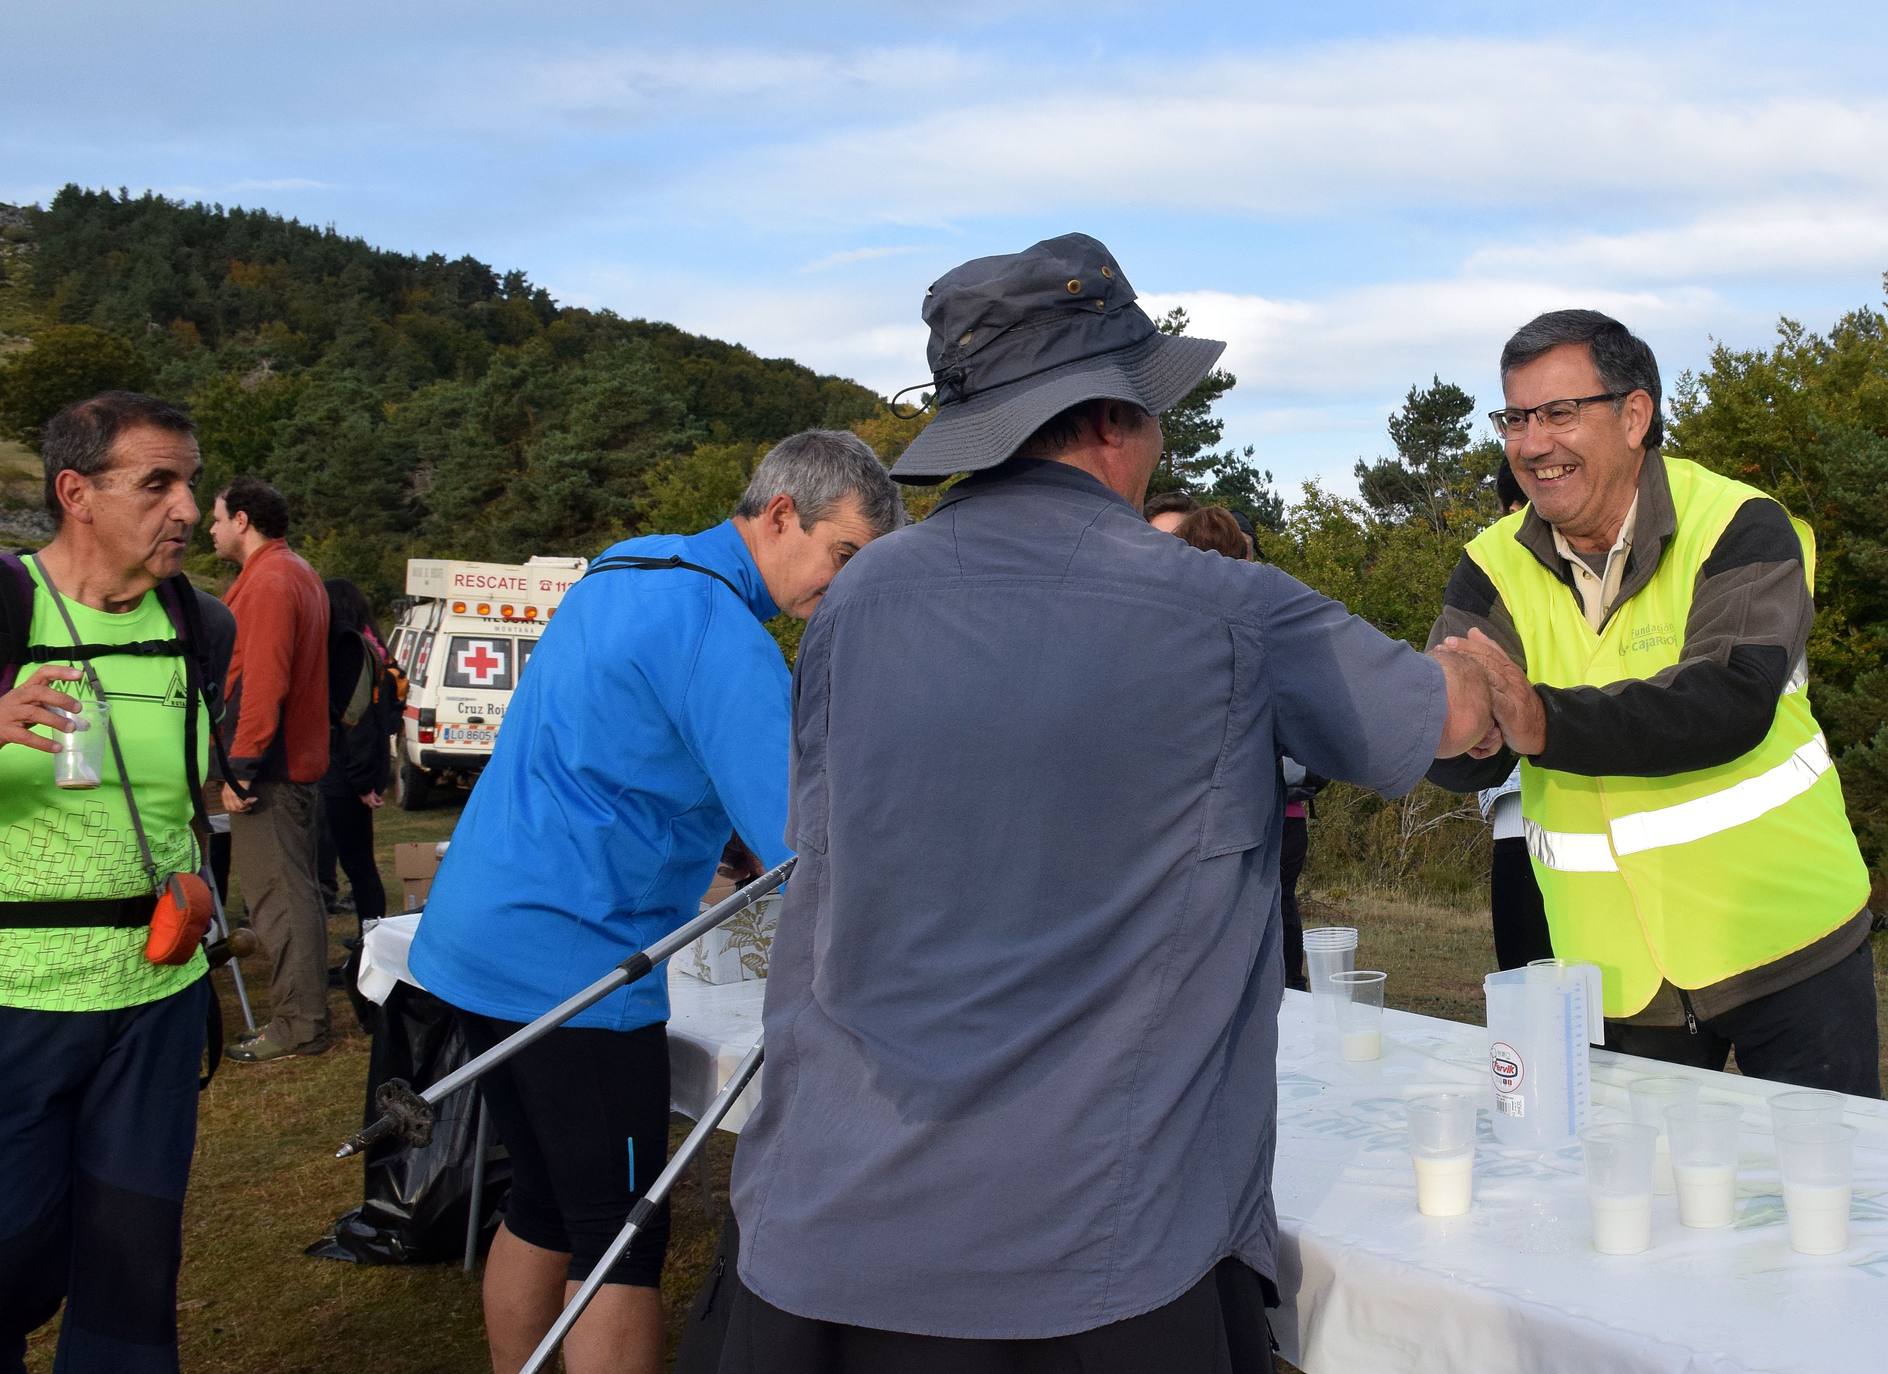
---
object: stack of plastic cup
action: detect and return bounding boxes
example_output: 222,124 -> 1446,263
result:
1776,1121 -> 1856,1255
1629,1075 -> 1699,1194
1665,1101 -> 1741,1228
1582,1122 -> 1657,1254
1302,926 -> 1358,1025
1330,970 -> 1387,1061
1407,1093 -> 1476,1216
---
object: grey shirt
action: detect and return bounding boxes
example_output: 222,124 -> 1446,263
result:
730,460 -> 1447,1338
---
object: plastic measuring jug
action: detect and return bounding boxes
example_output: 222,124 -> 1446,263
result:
1483,961 -> 1604,1151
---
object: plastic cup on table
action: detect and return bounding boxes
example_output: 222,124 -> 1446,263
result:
1776,1121 -> 1856,1255
1407,1093 -> 1476,1217
1582,1122 -> 1657,1254
1329,970 -> 1387,1061
1302,926 -> 1357,1025
1665,1101 -> 1741,1228
1629,1075 -> 1700,1195
1770,1089 -> 1844,1134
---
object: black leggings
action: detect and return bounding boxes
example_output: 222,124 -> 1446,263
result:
321,793 -> 386,924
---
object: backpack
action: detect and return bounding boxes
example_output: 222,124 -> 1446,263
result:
329,627 -> 401,732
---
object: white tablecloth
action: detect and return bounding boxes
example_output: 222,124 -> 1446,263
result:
357,914 -> 764,1129
362,918 -> 1886,1369
1271,989 -> 1888,1374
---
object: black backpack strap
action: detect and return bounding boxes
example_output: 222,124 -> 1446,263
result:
585,554 -> 745,601
155,575 -> 229,831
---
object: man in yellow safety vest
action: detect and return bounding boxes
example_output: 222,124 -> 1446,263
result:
1429,309 -> 1878,1096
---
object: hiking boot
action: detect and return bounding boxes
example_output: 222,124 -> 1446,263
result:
227,1030 -> 331,1063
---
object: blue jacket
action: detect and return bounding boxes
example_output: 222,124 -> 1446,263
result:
410,521 -> 793,1030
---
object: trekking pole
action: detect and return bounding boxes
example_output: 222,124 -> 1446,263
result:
519,1036 -> 765,1374
204,859 -> 257,1033
334,856 -> 794,1158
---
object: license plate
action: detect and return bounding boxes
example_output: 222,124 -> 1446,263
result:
439,726 -> 496,746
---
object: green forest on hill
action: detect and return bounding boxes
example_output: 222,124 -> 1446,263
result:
1,187 -> 1885,894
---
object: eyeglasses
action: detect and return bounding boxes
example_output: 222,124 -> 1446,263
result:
1488,392 -> 1628,439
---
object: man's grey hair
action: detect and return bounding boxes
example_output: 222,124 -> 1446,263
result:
734,429 -> 905,536
41,390 -> 195,527
1499,309 -> 1664,451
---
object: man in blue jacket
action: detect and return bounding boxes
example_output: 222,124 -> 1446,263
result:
410,429 -> 902,1374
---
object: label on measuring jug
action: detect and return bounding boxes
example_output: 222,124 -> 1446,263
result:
1491,1040 -> 1524,1103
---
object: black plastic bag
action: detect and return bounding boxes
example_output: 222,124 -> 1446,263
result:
306,981 -> 511,1264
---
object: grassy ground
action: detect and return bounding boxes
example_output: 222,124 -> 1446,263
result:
23,815 -> 1888,1372
0,437 -> 39,506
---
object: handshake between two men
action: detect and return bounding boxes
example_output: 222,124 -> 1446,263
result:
1427,629 -> 1544,762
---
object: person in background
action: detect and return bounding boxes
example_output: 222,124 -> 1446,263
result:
1228,508 -> 1259,560
210,476 -> 331,1064
320,578 -> 397,946
1277,757 -> 1328,991
1173,504 -> 1249,559
1143,488 -> 1198,533
1477,459 -> 1552,970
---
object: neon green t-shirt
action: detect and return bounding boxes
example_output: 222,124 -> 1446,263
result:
1,558 -> 209,1011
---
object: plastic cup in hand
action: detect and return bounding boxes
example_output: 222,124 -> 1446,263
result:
1776,1122 -> 1856,1255
1665,1101 -> 1741,1228
1770,1089 -> 1844,1135
1330,970 -> 1387,1061
1302,926 -> 1357,1024
52,696 -> 107,790
1629,1075 -> 1699,1195
1583,1122 -> 1657,1254
1407,1093 -> 1476,1217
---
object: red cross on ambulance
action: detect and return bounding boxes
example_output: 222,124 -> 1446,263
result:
455,639 -> 506,686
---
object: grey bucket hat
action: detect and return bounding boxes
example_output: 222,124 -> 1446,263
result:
890,232 -> 1227,483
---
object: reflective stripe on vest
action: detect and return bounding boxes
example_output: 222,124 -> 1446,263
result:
1525,732 -> 1833,873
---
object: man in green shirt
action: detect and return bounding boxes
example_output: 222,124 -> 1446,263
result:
0,391 -> 213,1374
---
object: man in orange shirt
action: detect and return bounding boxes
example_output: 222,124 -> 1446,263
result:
211,477 -> 331,1062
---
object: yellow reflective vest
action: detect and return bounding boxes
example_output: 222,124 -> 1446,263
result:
1466,458 -> 1869,1017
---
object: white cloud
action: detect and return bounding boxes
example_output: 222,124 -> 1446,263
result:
651,38 -> 1888,228
1463,200 -> 1888,283
800,245 -> 929,273
228,177 -> 339,193
485,43 -> 985,129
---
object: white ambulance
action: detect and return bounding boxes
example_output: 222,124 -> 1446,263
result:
387,555 -> 586,809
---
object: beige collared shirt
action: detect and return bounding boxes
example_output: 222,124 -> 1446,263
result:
1552,497 -> 1639,631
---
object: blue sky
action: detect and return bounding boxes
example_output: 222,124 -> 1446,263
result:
6,1 -> 1887,499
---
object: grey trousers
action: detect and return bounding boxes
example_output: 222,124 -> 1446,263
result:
228,780 -> 330,1046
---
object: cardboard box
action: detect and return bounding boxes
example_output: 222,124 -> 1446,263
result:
394,841 -> 446,913
679,892 -> 779,984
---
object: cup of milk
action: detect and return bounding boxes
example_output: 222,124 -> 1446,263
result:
1329,969 -> 1386,1061
1582,1122 -> 1657,1254
1407,1093 -> 1476,1217
1629,1075 -> 1699,1195
1665,1100 -> 1741,1228
1776,1121 -> 1856,1256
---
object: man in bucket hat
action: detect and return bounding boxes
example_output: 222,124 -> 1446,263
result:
690,234 -> 1497,1371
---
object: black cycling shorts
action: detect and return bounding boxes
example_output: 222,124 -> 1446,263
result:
458,1011 -> 672,1286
